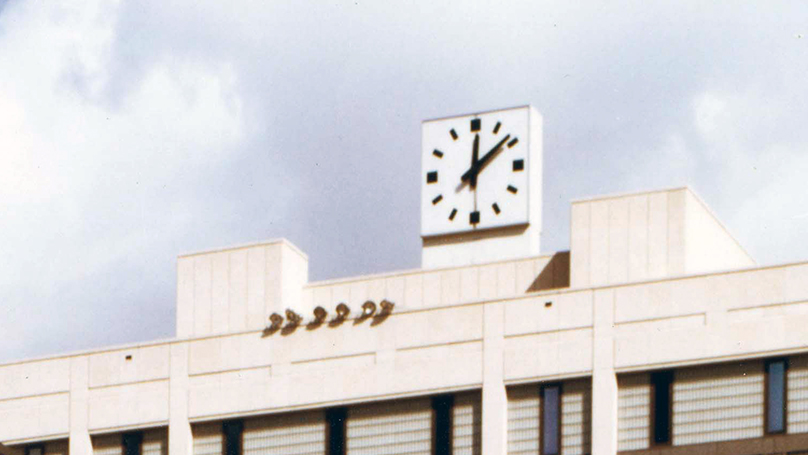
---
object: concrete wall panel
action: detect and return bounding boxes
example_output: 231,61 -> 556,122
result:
589,201 -> 610,286
440,269 -> 461,305
627,195 -> 649,282
227,249 -> 248,333
245,247 -> 266,331
89,345 -> 169,388
393,306 -> 483,350
0,358 -> 70,400
570,203 -> 590,288
210,253 -> 230,334
404,274 -> 424,310
188,334 -> 274,376
88,381 -> 169,430
504,292 -> 593,337
460,267 -> 480,302
0,394 -> 69,442
614,311 -> 808,369
608,197 -> 629,284
193,255 -> 213,336
422,271 -> 441,308
503,328 -> 592,381
176,258 -> 195,338
187,342 -> 482,419
647,192 -> 668,279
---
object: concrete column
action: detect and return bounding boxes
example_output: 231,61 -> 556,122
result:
591,289 -> 618,455
169,344 -> 193,455
69,357 -> 92,455
482,302 -> 507,455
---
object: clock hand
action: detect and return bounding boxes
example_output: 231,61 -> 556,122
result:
470,133 -> 479,189
461,134 -> 510,183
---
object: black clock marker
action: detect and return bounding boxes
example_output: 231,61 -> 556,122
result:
450,129 -> 458,140
471,119 -> 481,132
513,159 -> 524,171
507,185 -> 518,194
507,137 -> 519,148
427,171 -> 438,184
449,208 -> 457,221
493,122 -> 501,134
432,195 -> 443,205
469,211 -> 480,225
433,149 -> 444,158
492,203 -> 501,215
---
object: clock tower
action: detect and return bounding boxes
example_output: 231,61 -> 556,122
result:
421,105 -> 543,268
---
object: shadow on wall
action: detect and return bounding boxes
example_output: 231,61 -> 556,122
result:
527,251 -> 570,292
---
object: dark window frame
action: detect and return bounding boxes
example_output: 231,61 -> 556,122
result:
650,370 -> 674,446
539,383 -> 562,455
326,407 -> 347,455
765,358 -> 789,435
223,419 -> 243,455
122,432 -> 143,455
24,444 -> 45,455
432,395 -> 454,455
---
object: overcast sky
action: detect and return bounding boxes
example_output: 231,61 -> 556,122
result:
1,1 -> 807,363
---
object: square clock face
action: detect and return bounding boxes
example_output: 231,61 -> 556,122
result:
421,106 -> 532,237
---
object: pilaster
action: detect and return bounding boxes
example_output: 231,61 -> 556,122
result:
482,302 -> 507,455
169,344 -> 192,455
591,289 -> 618,455
69,357 -> 91,455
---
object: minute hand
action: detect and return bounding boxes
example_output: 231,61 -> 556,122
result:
461,134 -> 510,183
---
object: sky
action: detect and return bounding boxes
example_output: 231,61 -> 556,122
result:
1,0 -> 807,363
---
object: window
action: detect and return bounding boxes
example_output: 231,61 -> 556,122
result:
651,370 -> 673,445
25,445 -> 44,455
223,420 -> 243,455
766,359 -> 788,434
432,395 -> 454,455
326,408 -> 347,455
122,432 -> 143,455
541,384 -> 561,455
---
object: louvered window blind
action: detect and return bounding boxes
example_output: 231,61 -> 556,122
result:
672,361 -> 764,445
789,355 -> 808,434
617,373 -> 651,451
193,423 -> 224,455
561,379 -> 591,455
345,397 -> 432,455
142,429 -> 167,455
507,380 -> 592,455
242,410 -> 326,455
34,440 -> 69,455
452,392 -> 482,455
93,435 -> 123,455
507,385 -> 540,455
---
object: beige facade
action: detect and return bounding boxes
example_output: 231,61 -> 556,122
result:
2,187 -> 808,455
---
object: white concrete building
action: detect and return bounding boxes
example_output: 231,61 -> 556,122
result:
3,106 -> 808,455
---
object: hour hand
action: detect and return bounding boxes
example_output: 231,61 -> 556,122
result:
470,134 -> 479,188
461,134 -> 510,183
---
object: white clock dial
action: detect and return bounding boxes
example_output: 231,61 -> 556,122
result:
421,107 -> 532,237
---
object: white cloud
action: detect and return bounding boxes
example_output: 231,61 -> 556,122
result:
0,0 -> 246,359
687,90 -> 808,265
3,0 -> 808,362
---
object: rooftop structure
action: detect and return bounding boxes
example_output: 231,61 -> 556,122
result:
2,106 -> 807,455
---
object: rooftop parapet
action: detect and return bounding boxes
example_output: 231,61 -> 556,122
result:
570,187 -> 755,288
175,239 -> 309,338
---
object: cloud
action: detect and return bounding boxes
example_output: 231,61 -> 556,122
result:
691,91 -> 808,264
0,0 -> 248,360
2,0 -> 808,362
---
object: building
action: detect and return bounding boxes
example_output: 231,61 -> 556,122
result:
2,106 -> 808,455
